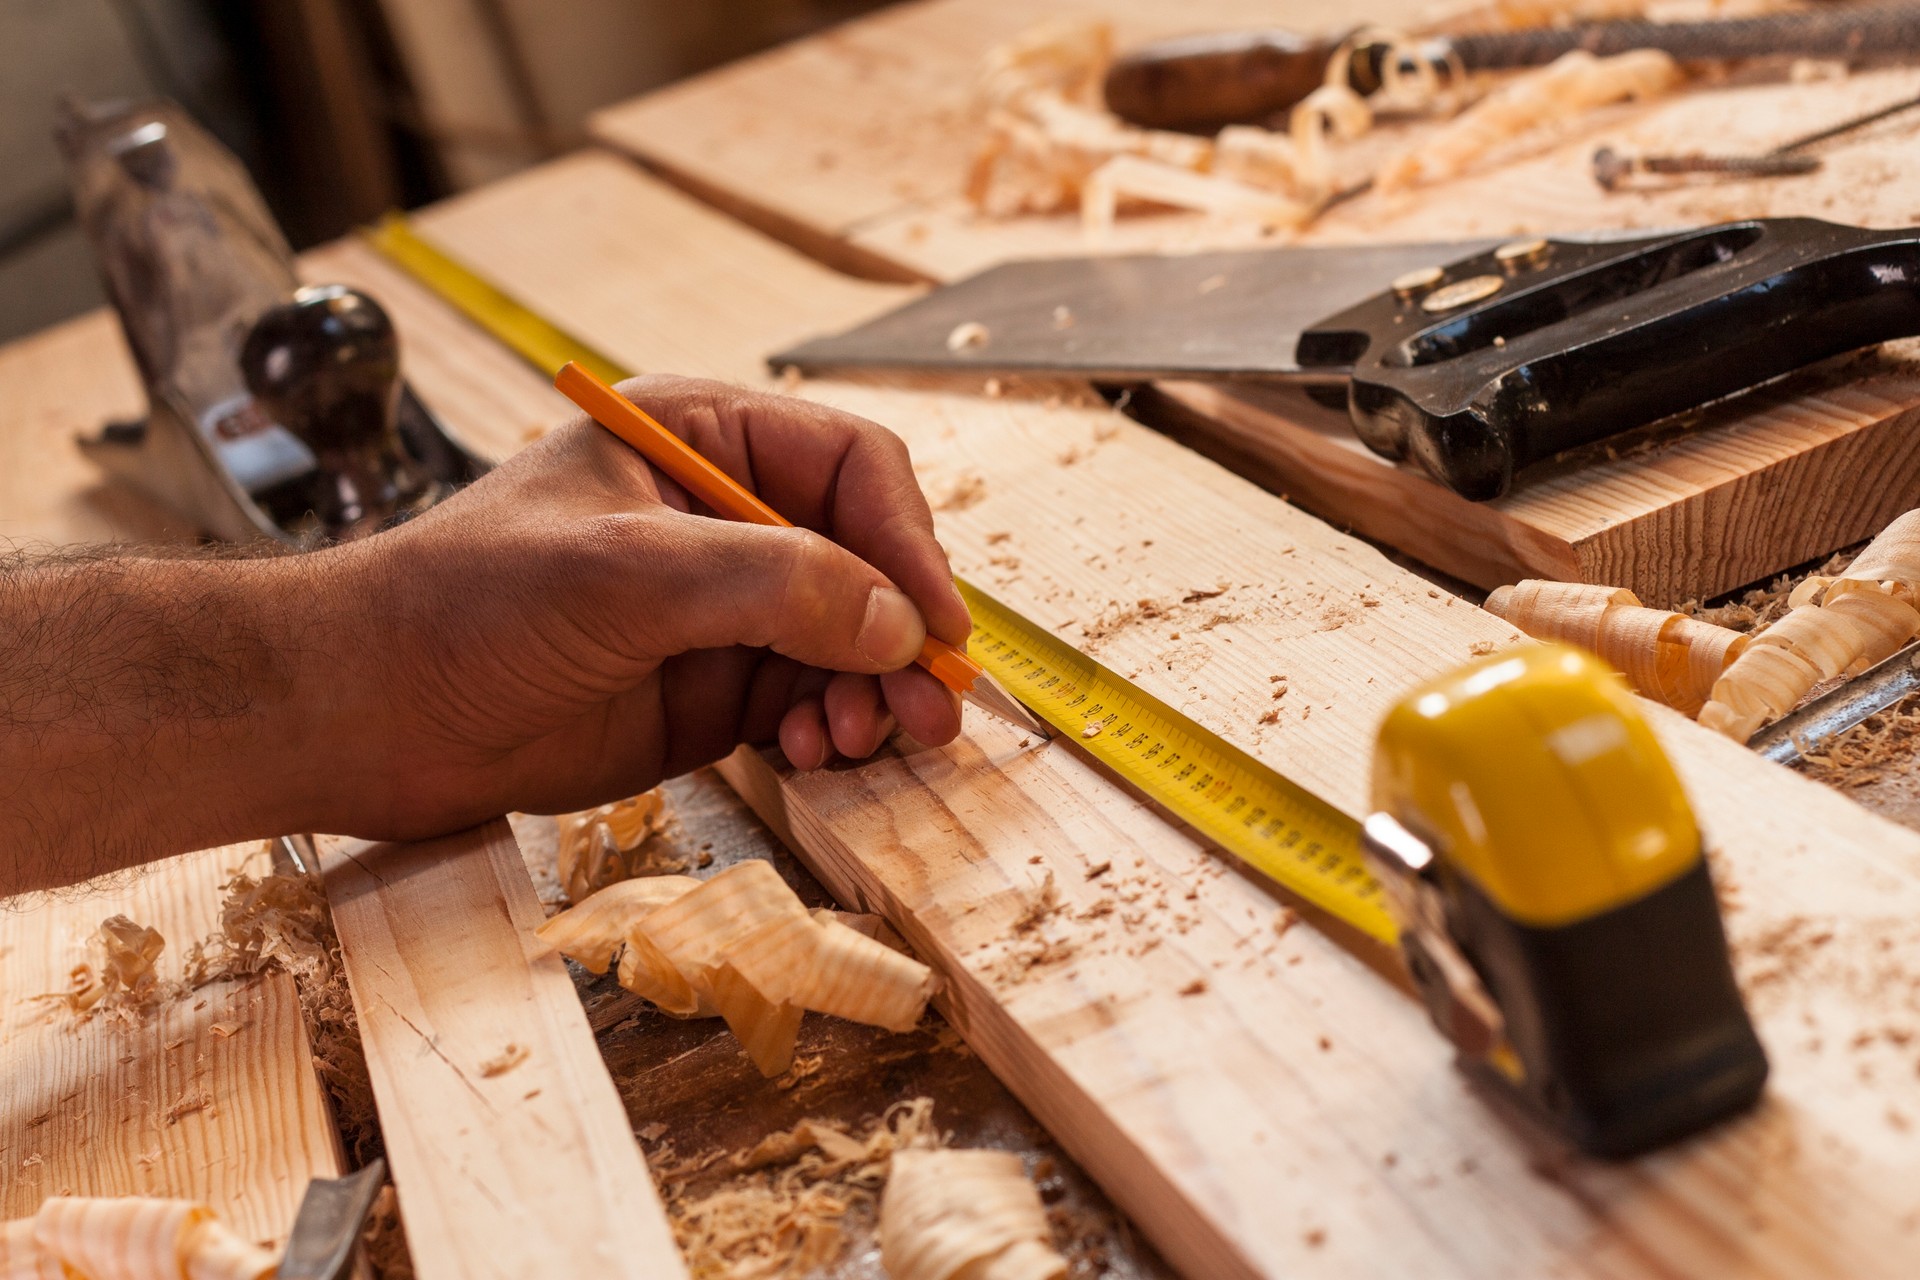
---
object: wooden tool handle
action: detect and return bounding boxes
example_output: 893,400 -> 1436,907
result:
554,362 -> 982,691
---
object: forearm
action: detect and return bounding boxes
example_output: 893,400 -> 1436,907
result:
0,547 -> 362,893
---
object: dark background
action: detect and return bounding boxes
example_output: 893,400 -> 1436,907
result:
0,0 -> 893,344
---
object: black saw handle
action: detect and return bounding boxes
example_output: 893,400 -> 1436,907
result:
1294,219 -> 1920,501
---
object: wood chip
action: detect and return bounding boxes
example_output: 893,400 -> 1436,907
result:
479,1043 -> 530,1077
880,1148 -> 1067,1280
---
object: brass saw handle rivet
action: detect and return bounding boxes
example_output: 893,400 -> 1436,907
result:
1391,265 -> 1445,298
1495,238 -> 1550,271
1420,273 -> 1504,313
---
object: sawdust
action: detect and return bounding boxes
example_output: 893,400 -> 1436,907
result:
554,789 -> 678,904
930,472 -> 989,513
478,1043 -> 530,1077
182,866 -> 385,1167
653,1096 -> 943,1280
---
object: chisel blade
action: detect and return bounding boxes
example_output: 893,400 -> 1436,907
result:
1748,641 -> 1920,765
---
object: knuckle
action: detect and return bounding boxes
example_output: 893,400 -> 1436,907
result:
767,527 -> 853,637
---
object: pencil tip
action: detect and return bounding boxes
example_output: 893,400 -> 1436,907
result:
965,675 -> 1052,740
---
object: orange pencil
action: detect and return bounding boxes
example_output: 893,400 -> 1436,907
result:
554,362 -> 1048,738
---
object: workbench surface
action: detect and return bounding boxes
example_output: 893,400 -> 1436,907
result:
12,2 -> 1920,1276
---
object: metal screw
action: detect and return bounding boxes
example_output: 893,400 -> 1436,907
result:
1593,87 -> 1920,193
1593,145 -> 1820,191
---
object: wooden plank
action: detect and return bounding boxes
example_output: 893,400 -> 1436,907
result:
730,377 -> 1920,1280
589,6 -> 1920,603
415,152 -> 1920,1277
318,820 -> 687,1280
408,150 -> 915,387
0,310 -> 192,548
0,843 -> 345,1246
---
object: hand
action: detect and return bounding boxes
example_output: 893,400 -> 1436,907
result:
331,374 -> 970,836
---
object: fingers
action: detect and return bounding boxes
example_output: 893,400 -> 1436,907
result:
882,667 -> 963,746
616,376 -> 972,648
630,513 -> 927,674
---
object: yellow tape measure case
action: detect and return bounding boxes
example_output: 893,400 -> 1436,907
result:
1365,645 -> 1768,1157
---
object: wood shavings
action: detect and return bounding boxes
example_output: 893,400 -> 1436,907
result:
554,788 -> 674,903
1081,156 -> 1314,240
946,321 -> 991,352
45,916 -> 170,1017
1376,49 -> 1681,192
537,862 -> 937,1076
1484,579 -> 1747,714
967,19 -> 1338,232
1700,511 -> 1920,738
658,1097 -> 942,1280
880,1149 -> 1067,1280
2,1197 -> 276,1280
184,864 -> 383,1166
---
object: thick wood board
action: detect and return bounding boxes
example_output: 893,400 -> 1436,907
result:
0,310 -> 191,549
0,844 -> 344,1247
318,820 -> 687,1280
589,3 -> 1920,603
408,152 -> 1920,1276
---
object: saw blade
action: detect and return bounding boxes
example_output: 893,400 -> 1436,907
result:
770,241 -> 1500,384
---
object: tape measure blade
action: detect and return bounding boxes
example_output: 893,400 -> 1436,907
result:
959,579 -> 1395,944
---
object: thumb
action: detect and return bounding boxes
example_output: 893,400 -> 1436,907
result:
644,514 -> 928,673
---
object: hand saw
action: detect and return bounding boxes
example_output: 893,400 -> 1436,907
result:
771,219 -> 1920,501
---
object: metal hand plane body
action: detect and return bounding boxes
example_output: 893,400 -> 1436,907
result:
1298,219 -> 1920,500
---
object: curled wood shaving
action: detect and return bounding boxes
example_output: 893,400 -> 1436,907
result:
1700,511 -> 1920,738
880,1149 -> 1067,1280
969,19 -> 1352,232
1376,49 -> 1681,192
659,1097 -> 942,1280
42,916 -> 172,1017
1484,580 -> 1747,714
1,1198 -> 274,1280
537,862 -> 937,1076
554,788 -> 672,903
1081,156 -> 1315,238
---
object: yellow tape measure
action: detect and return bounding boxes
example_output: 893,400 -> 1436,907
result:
366,214 -> 1395,945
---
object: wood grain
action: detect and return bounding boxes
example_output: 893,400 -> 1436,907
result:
0,844 -> 344,1247
588,0 -> 1920,602
317,821 -> 687,1280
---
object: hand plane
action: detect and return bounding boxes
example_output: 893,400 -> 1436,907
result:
773,219 -> 1920,500
1364,645 -> 1767,1157
57,99 -> 486,544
